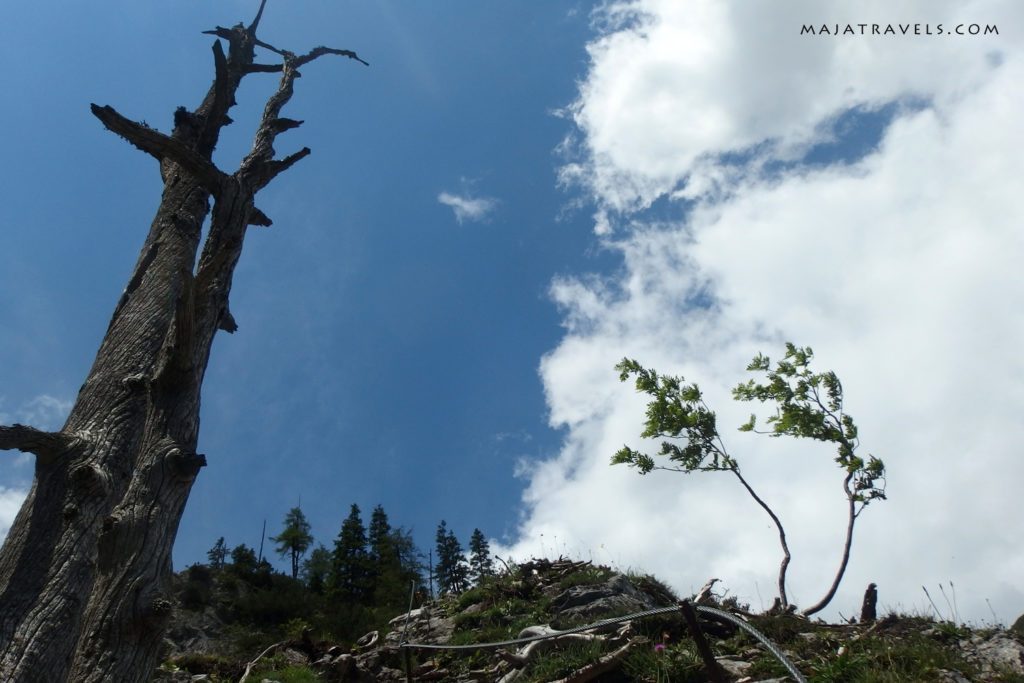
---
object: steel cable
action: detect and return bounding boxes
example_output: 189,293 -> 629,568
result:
693,604 -> 809,683
399,605 -> 681,650
398,602 -> 809,682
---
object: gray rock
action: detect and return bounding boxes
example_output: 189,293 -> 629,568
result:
551,573 -> 655,623
961,632 -> 1024,676
280,647 -> 310,667
162,605 -> 225,657
149,669 -> 199,683
936,669 -> 972,683
716,657 -> 752,676
385,606 -> 456,646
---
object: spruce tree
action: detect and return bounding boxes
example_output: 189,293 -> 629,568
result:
389,527 -> 426,590
206,537 -> 228,571
230,544 -> 258,577
271,507 -> 313,579
365,506 -> 425,607
300,544 -> 331,594
468,528 -> 494,585
367,505 -> 393,573
434,521 -> 469,594
330,504 -> 369,604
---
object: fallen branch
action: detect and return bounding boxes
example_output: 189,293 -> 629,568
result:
496,631 -> 603,683
496,623 -> 636,683
553,639 -> 643,683
238,640 -> 285,683
694,577 -> 720,604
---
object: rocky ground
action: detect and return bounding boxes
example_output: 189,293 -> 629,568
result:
152,558 -> 1024,682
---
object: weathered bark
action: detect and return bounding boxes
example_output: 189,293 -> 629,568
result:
0,6 -> 366,681
860,582 -> 878,623
679,600 -> 728,683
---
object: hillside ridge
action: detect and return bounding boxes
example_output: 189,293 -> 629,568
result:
153,557 -> 1024,682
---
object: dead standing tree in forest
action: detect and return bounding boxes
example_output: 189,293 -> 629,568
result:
0,4 -> 366,681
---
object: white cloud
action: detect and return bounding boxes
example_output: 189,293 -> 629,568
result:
0,487 -> 30,546
437,191 -> 498,225
559,0 -> 1021,231
1,394 -> 72,469
500,0 -> 1024,624
1,394 -> 72,432
18,395 -> 72,431
1,394 -> 71,544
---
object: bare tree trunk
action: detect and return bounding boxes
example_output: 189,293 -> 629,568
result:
802,471 -> 858,617
729,466 -> 791,610
0,7 -> 366,681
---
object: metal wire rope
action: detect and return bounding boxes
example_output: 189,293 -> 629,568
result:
694,604 -> 809,683
397,602 -> 809,683
399,604 -> 681,650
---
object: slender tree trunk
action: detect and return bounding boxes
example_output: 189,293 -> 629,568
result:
802,472 -> 858,617
0,8 -> 366,681
729,466 -> 791,610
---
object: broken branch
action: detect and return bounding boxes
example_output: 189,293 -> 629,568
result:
0,424 -> 75,462
296,45 -> 369,67
248,207 -> 272,227
254,147 -> 311,186
552,639 -> 643,683
244,63 -> 285,74
90,104 -> 226,192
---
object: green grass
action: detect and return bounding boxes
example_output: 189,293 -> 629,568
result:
622,640 -> 706,682
556,566 -> 615,589
164,556 -> 1024,683
160,653 -> 239,682
519,640 -> 606,682
252,664 -> 322,683
455,585 -> 489,611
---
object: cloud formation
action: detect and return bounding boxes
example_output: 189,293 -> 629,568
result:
0,394 -> 71,545
558,0 -> 1018,232
1,394 -> 72,431
500,0 -> 1024,623
0,487 -> 28,543
437,191 -> 498,225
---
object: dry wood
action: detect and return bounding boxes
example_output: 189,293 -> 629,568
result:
553,639 -> 643,683
0,6 -> 367,682
238,641 -> 286,683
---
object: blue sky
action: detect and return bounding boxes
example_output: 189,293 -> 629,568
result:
1,0 -> 594,559
3,1 -> 1023,625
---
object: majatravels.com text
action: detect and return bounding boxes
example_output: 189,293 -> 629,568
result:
802,23 -> 998,36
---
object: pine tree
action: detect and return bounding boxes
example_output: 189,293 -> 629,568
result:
367,505 -> 393,574
207,537 -> 228,571
468,528 -> 494,585
271,507 -> 314,579
365,505 -> 425,607
389,526 -> 426,590
366,505 -> 396,597
434,521 -> 469,594
330,504 -> 370,604
230,544 -> 258,576
300,544 -> 332,594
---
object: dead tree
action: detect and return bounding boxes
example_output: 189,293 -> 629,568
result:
0,4 -> 366,681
